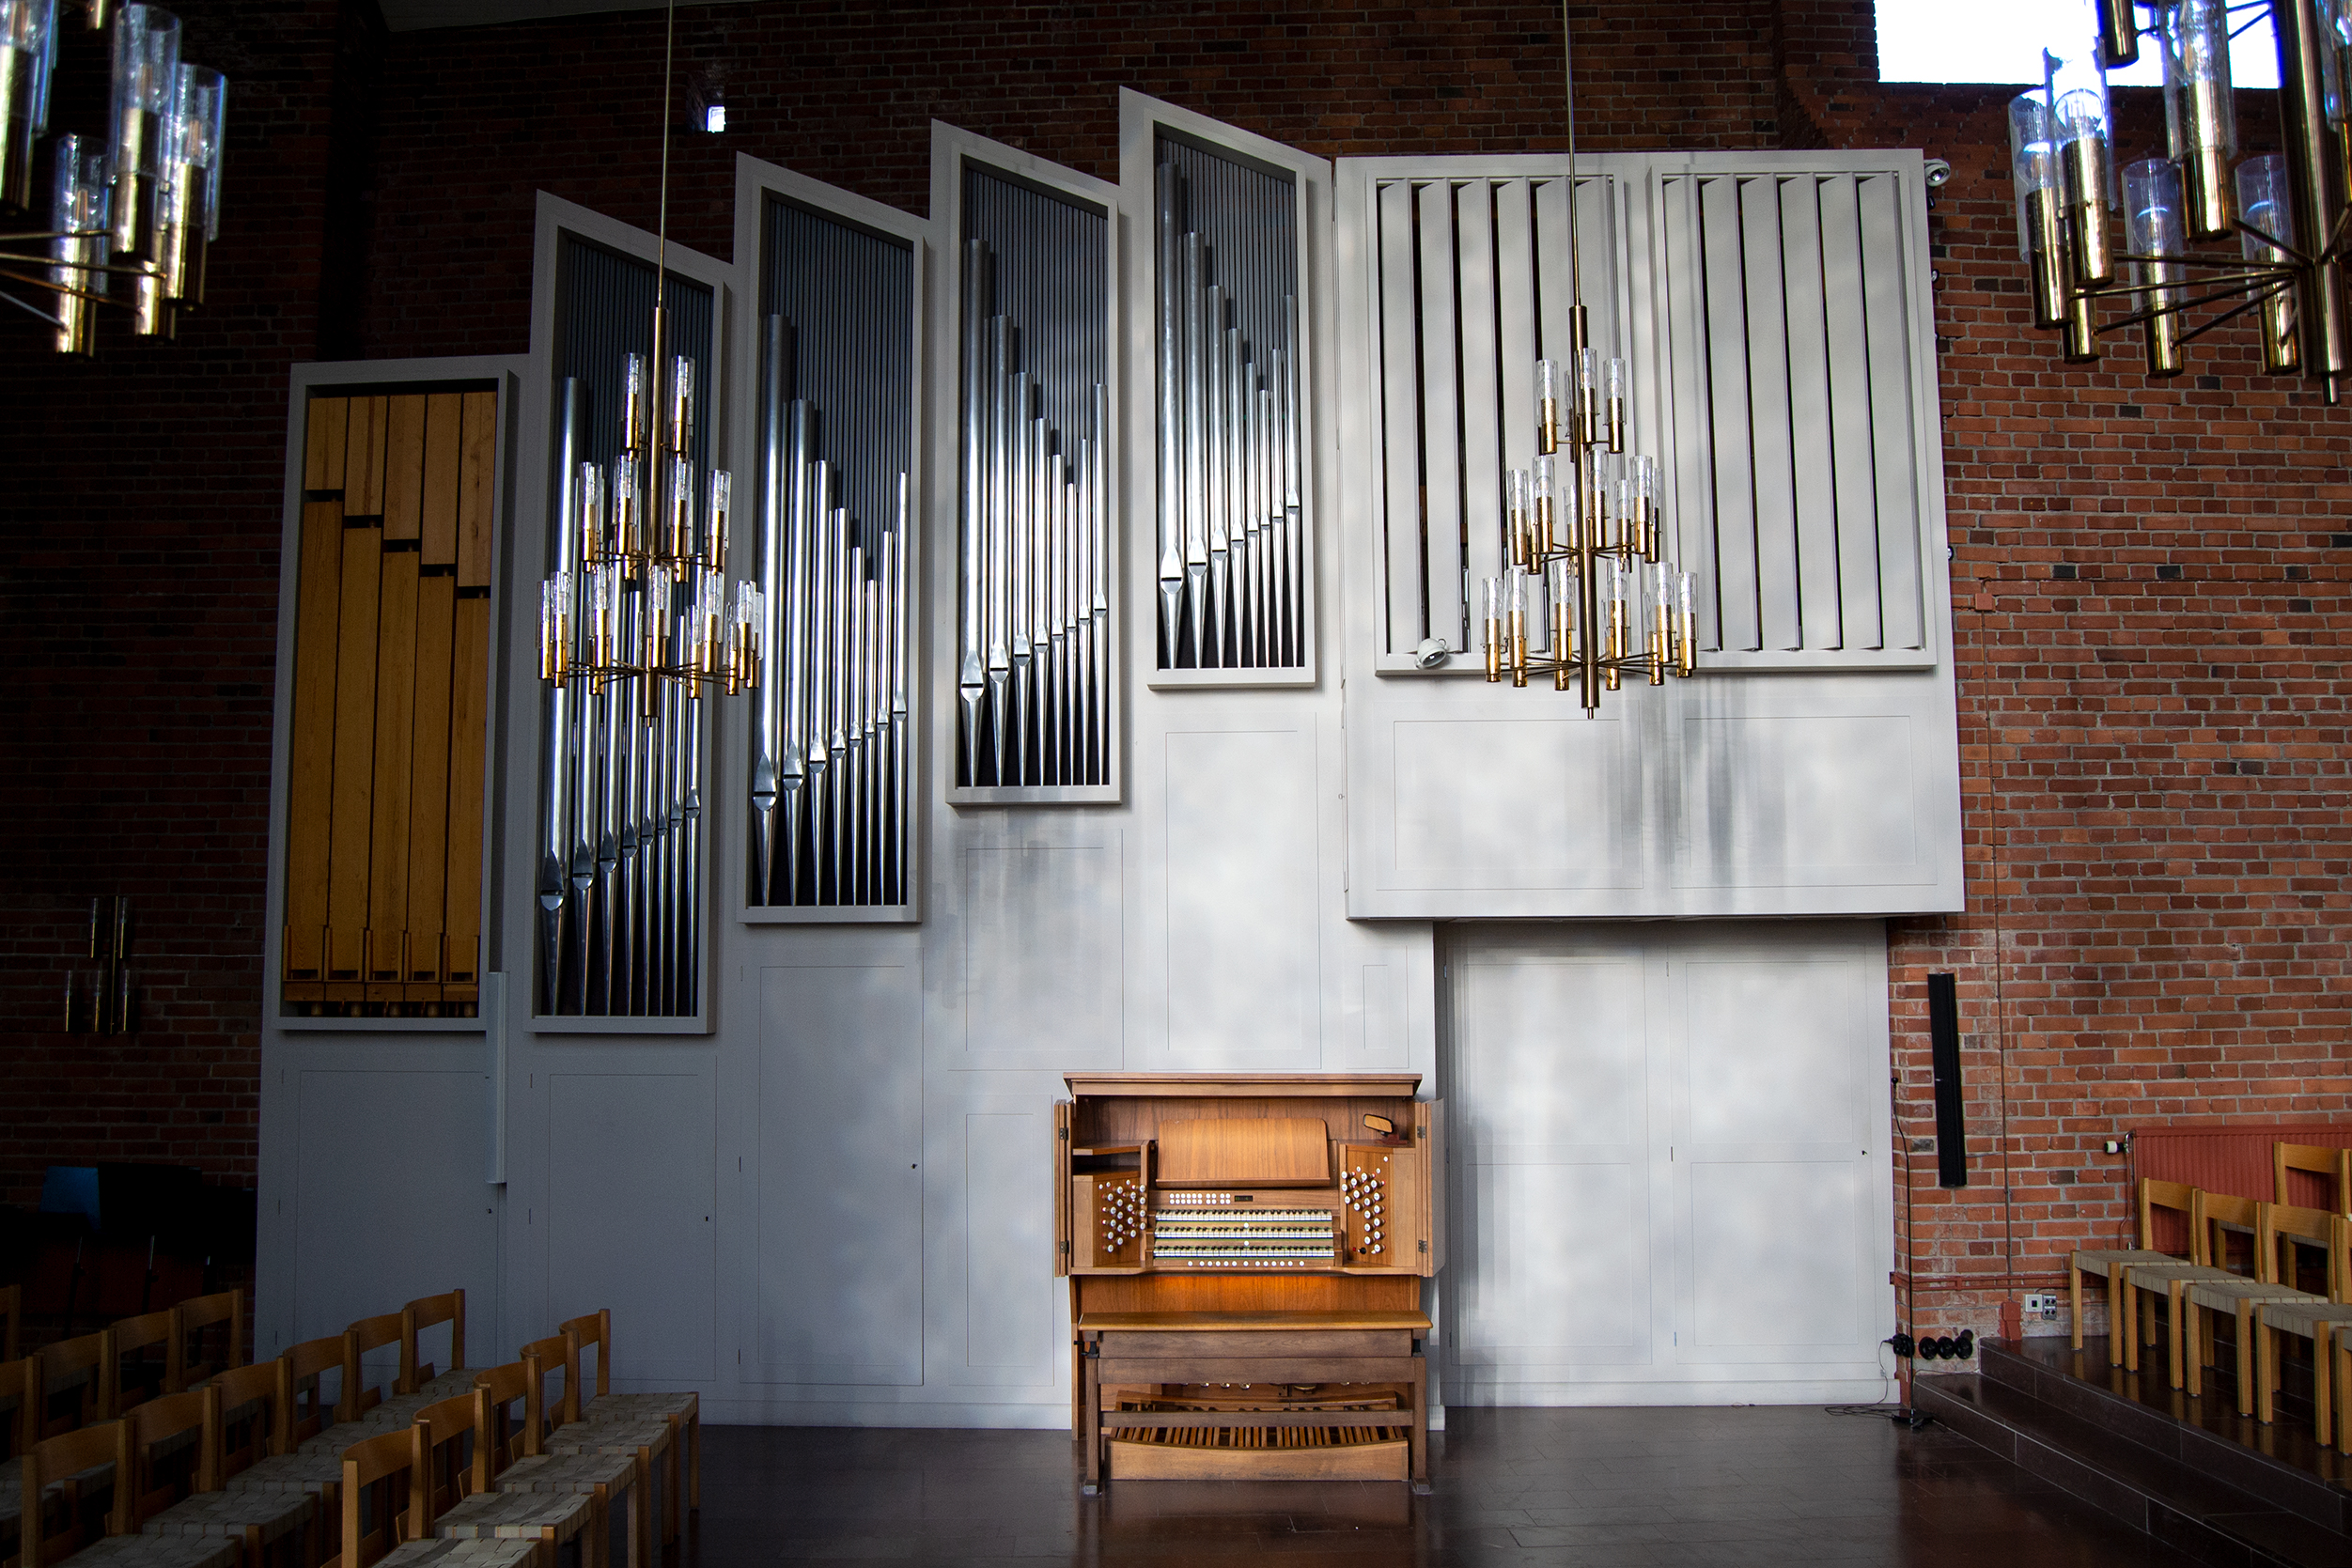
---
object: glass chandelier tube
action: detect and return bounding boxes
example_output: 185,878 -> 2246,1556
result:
0,0 -> 55,213
2122,159 -> 2187,377
2157,0 -> 2236,239
2049,29 -> 2116,287
2237,153 -> 2299,372
106,3 -> 178,260
2009,93 -> 2069,331
50,132 -> 107,355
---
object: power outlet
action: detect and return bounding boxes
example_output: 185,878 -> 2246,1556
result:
2021,1292 -> 2059,1321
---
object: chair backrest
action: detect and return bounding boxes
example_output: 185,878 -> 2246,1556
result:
172,1289 -> 244,1390
110,1308 -> 177,1413
284,1334 -> 344,1449
20,1419 -> 131,1567
413,1389 -> 481,1525
556,1310 -> 613,1407
339,1424 -> 425,1568
2262,1202 -> 2339,1294
120,1387 -> 211,1528
0,1281 -> 20,1362
2195,1190 -> 2261,1273
397,1290 -> 464,1395
521,1331 -> 577,1429
36,1327 -> 113,1436
2136,1178 -> 2199,1254
341,1312 -> 403,1421
210,1358 -> 280,1482
2,1352 -> 32,1464
2275,1142 -> 2351,1213
473,1358 -> 538,1481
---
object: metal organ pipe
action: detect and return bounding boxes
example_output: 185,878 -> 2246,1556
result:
955,239 -> 1113,789
1154,158 -> 1304,672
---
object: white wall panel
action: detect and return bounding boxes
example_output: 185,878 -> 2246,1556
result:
1442,921 -> 1893,1402
961,1110 -> 1054,1374
749,963 -> 922,1386
1163,728 -> 1316,1060
289,1067 -> 500,1348
960,845 -> 1124,1063
546,1071 -> 716,1381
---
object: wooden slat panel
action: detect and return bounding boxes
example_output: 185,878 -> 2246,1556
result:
1817,176 -> 1884,652
1534,178 -> 1574,365
283,498 -> 345,999
457,392 -> 496,588
303,401 -> 333,492
1737,178 -> 1799,652
1376,181 -> 1424,653
444,598 -> 490,1004
349,396 -> 388,516
1494,181 -> 1539,481
1859,174 -> 1925,651
313,398 -> 350,493
1659,177 -> 1720,650
1778,176 -> 1842,651
382,395 -> 428,543
407,574 -> 456,995
366,549 -> 419,1000
1455,181 -> 1508,652
420,393 -> 463,567
325,519 -> 382,989
1414,181 -> 1465,653
1575,174 -> 1614,358
1698,177 -> 1759,651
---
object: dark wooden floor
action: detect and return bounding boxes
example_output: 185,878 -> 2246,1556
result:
669,1404 -> 2203,1565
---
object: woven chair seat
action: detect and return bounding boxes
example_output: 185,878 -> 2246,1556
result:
382,1539 -> 540,1566
545,1420 -> 670,1457
435,1485 -> 592,1540
2257,1299 -> 2352,1336
2074,1247 -> 2177,1279
222,1448 -> 343,1497
353,1391 -> 438,1428
412,1369 -> 479,1402
495,1451 -> 635,1495
2184,1277 -> 2317,1312
141,1486 -> 317,1546
1,1454 -> 117,1528
297,1420 -> 385,1457
53,1535 -> 241,1568
580,1391 -> 695,1424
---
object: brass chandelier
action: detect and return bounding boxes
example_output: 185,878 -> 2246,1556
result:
2012,0 -> 2352,388
0,0 -> 226,351
1483,6 -> 1697,712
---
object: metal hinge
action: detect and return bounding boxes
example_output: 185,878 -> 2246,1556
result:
1418,1239 -> 1428,1254
1060,1240 -> 1070,1255
1058,1128 -> 1068,1141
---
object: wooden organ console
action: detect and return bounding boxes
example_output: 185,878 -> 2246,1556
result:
1055,1073 -> 1441,1491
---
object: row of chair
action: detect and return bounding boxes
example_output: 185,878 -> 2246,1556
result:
8,1291 -> 695,1568
2069,1173 -> 2352,1447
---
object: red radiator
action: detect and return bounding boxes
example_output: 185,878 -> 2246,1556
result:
2133,1123 -> 2352,1252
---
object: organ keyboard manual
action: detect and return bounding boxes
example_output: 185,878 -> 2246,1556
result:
1053,1073 -> 1442,1491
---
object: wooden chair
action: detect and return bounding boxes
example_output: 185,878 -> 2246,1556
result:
125,1384 -> 319,1565
2068,1177 -> 2198,1362
340,1317 -> 432,1436
33,1330 -> 113,1437
397,1294 -> 470,1403
171,1294 -> 245,1393
2183,1202 -> 2331,1415
211,1357 -> 339,1565
2114,1189 -> 2254,1387
558,1311 -> 697,1515
2275,1142 -> 2352,1214
111,1311 -> 178,1415
335,1425 -> 532,1568
415,1389 -> 600,1568
287,1336 -> 366,1459
476,1358 -> 642,1568
17,1418 -> 236,1568
2255,1213 -> 2352,1436
526,1333 -> 673,1555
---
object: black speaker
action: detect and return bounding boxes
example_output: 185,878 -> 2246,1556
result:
1927,972 -> 1967,1188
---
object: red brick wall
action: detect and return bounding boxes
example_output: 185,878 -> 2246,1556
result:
6,1 -> 2345,1358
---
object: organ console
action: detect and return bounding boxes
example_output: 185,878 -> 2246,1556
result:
1055,1073 -> 1441,1491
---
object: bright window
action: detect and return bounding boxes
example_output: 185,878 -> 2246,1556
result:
1872,0 -> 2278,89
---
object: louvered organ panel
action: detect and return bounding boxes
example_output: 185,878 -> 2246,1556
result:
1361,156 -> 1937,674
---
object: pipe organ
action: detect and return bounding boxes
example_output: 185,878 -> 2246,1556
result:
1057,1074 -> 1440,1489
746,194 -> 918,913
282,388 -> 498,1018
953,160 -> 1115,800
1151,139 -> 1308,676
534,246 -> 719,1018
